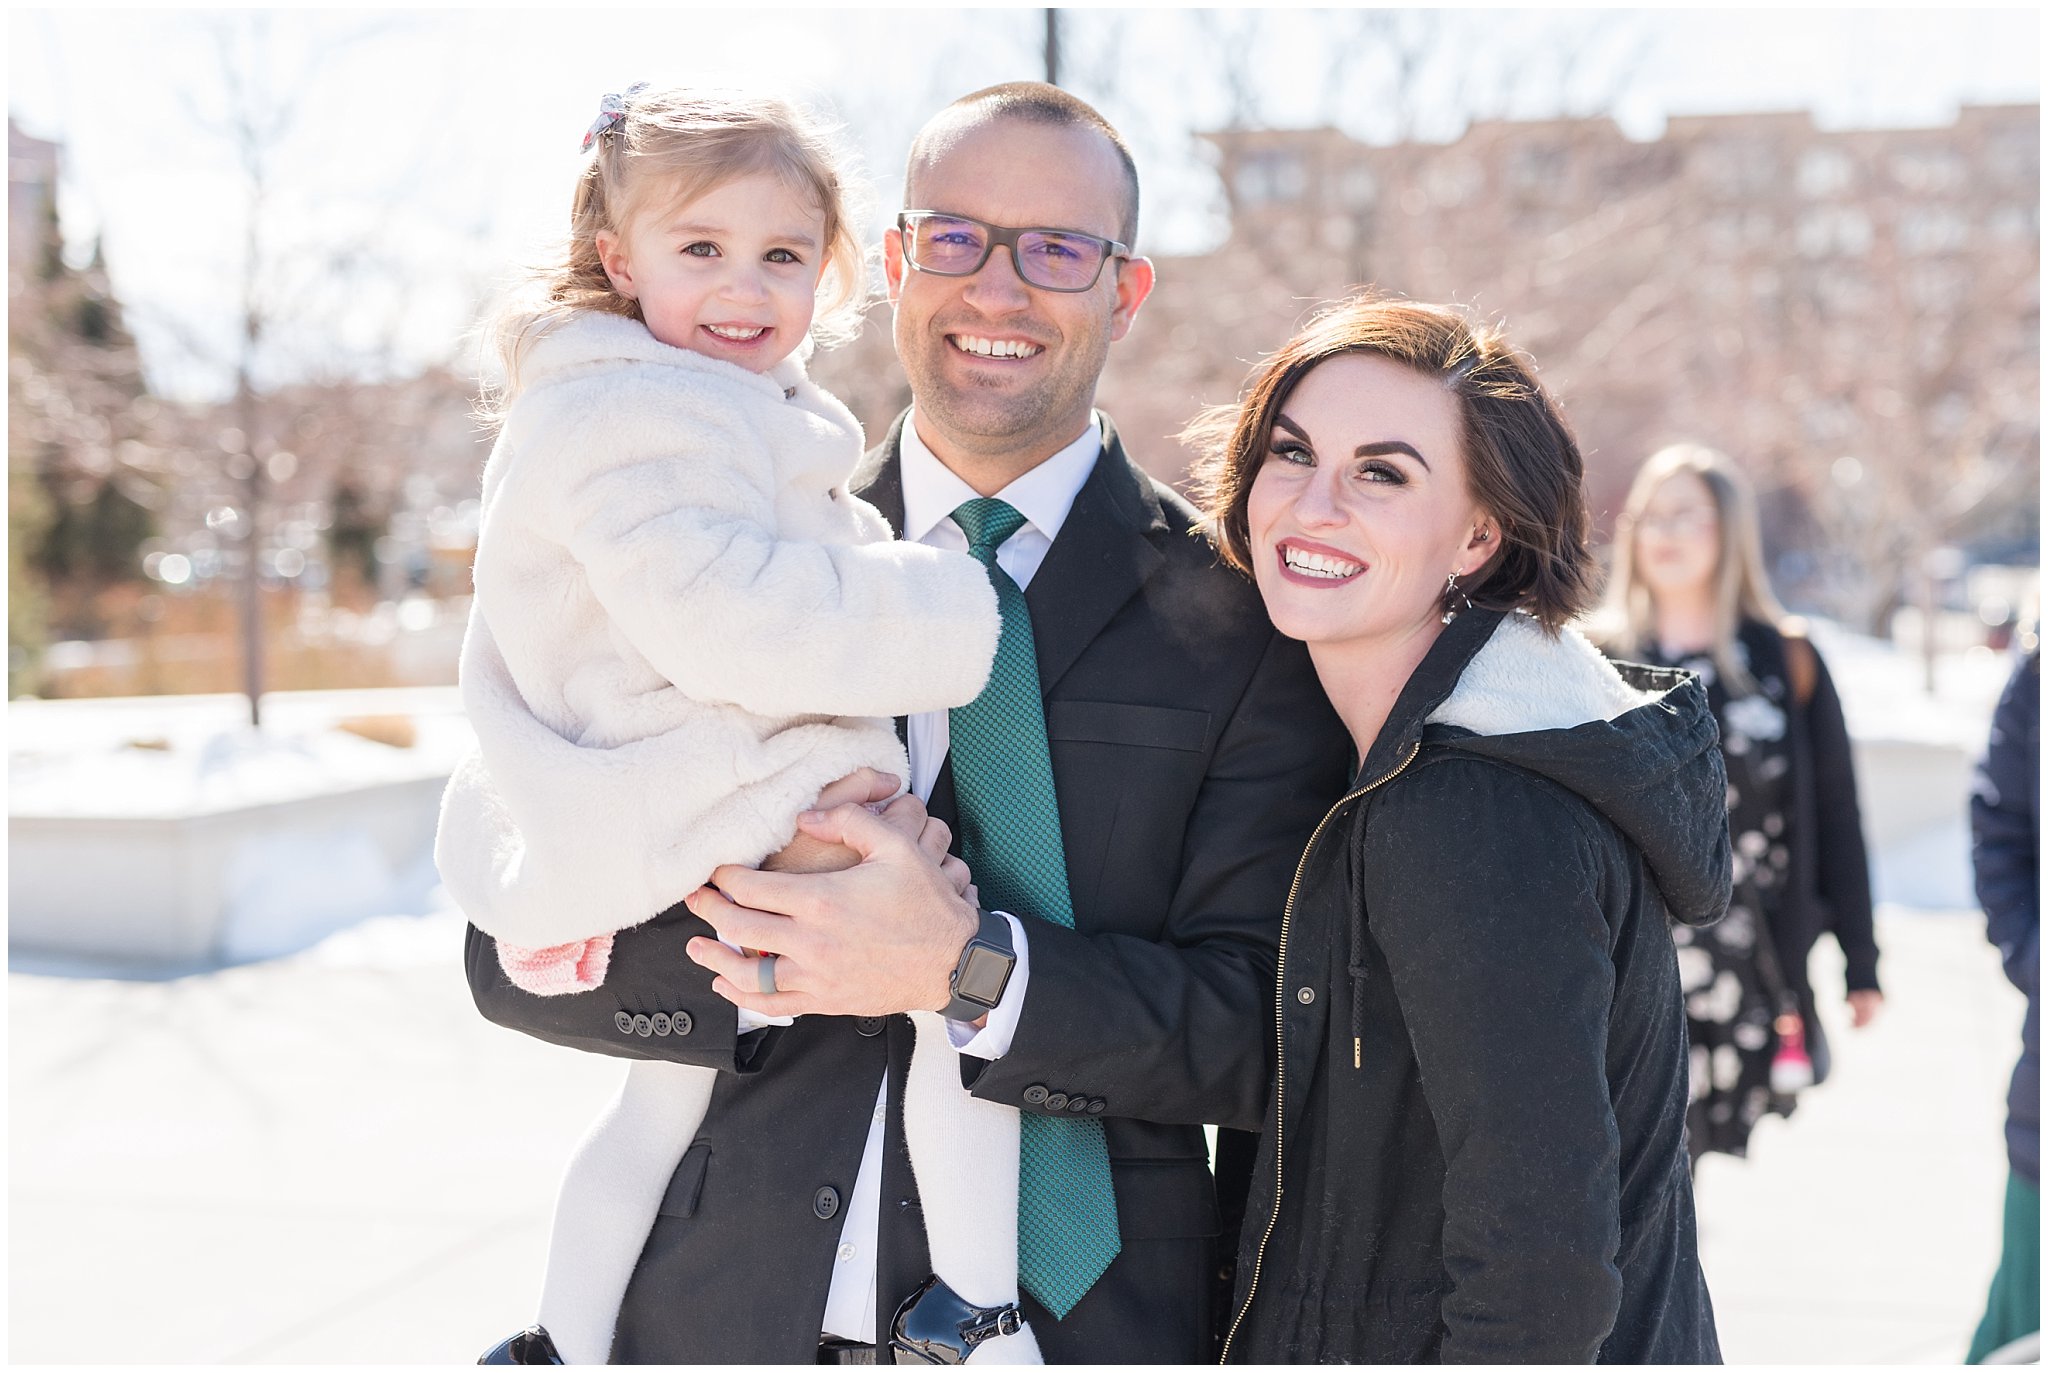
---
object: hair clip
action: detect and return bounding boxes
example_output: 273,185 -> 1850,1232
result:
581,83 -> 649,153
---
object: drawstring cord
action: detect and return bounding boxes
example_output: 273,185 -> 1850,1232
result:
1345,799 -> 1372,1071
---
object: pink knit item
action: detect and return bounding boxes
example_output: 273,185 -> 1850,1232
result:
498,935 -> 615,995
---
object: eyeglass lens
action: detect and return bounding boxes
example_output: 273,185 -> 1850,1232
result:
905,215 -> 1110,291
1640,507 -> 1718,535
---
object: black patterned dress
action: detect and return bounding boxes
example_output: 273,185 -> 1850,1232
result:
1641,627 -> 1804,1160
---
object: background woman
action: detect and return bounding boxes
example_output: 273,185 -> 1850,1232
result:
1193,296 -> 1725,1362
1595,445 -> 1882,1164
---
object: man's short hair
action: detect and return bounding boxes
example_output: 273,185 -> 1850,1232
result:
905,82 -> 1141,246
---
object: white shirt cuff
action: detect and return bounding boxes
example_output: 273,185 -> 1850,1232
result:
947,912 -> 1028,1059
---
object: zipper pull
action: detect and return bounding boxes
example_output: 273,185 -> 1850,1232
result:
1353,1037 -> 1362,1070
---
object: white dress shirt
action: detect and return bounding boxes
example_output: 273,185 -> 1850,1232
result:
812,410 -> 1105,1342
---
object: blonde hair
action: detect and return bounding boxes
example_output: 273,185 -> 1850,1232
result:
1593,443 -> 1790,693
483,85 -> 869,412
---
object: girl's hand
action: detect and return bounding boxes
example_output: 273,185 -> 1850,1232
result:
761,769 -> 901,874
1847,988 -> 1884,1028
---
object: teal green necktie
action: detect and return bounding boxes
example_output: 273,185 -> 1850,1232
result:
947,497 -> 1122,1320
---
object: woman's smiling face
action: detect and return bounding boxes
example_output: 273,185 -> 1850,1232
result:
1246,351 -> 1499,656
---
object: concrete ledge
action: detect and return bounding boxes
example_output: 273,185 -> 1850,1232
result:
1852,736 -> 1975,850
9,774 -> 450,966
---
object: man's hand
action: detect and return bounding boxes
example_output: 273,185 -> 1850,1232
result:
760,768 -> 901,874
684,803 -> 980,1019
1847,988 -> 1884,1028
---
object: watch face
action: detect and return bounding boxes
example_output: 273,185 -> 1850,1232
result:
956,943 -> 1013,1006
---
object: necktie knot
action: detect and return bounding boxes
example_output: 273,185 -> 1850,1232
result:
952,498 -> 1029,564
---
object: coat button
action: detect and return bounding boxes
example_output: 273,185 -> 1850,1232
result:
1086,1098 -> 1106,1115
671,1010 -> 693,1036
1022,1084 -> 1050,1106
633,1013 -> 655,1036
651,1013 -> 672,1036
855,1016 -> 885,1037
1066,1096 -> 1091,1113
1296,987 -> 1316,1004
1045,1092 -> 1070,1111
814,1186 -> 841,1220
614,1011 -> 635,1035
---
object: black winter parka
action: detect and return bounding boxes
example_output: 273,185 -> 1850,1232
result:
1973,649 -> 2039,1183
1223,608 -> 1729,1365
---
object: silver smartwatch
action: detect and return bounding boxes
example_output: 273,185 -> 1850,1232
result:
941,908 -> 1016,1023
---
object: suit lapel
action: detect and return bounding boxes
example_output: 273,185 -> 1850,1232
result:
1022,419 -> 1167,697
854,411 -> 1169,700
851,412 -> 908,536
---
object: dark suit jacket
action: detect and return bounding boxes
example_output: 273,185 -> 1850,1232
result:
464,413 -> 1349,1363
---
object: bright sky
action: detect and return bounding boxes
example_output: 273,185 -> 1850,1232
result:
9,6 -> 2039,402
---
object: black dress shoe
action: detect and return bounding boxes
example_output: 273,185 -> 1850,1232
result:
479,1326 -> 566,1364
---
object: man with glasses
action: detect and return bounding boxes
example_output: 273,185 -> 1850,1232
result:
467,82 -> 1346,1365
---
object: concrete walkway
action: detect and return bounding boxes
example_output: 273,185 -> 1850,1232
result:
9,906 -> 2027,1364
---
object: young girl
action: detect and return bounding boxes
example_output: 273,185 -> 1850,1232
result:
436,84 -> 1038,1363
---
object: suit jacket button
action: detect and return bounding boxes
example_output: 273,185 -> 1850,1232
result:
1045,1092 -> 1070,1111
855,1016 -> 885,1037
1022,1085 -> 1050,1106
633,1014 -> 654,1037
614,1011 -> 635,1035
651,1013 -> 672,1036
1067,1096 -> 1091,1113
814,1186 -> 841,1220
671,1010 -> 693,1036
1086,1098 -> 1107,1115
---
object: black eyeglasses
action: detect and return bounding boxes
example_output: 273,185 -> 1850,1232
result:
896,212 -> 1130,293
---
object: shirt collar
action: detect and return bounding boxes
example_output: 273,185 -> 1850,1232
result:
899,410 -> 1103,546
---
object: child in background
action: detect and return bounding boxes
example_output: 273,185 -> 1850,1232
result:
437,84 -> 1037,1363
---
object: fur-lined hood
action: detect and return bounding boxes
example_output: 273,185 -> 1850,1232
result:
1364,607 -> 1731,929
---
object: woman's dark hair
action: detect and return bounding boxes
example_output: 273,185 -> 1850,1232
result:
1185,292 -> 1597,632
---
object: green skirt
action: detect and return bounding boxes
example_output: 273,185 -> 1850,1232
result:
1968,1171 -> 2039,1363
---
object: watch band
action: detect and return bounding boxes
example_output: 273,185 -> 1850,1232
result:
940,908 -> 1016,1023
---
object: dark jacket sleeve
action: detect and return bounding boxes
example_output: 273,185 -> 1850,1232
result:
1973,652 -> 2040,998
1804,647 -> 1880,992
465,902 -> 761,1072
1364,761 -> 1624,1364
960,628 -> 1349,1132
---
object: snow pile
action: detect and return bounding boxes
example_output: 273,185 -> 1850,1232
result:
10,723 -> 456,820
10,687 -> 473,820
1804,621 -> 2021,913
1807,620 -> 2011,752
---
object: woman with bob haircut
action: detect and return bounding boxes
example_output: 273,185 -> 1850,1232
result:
1190,295 -> 1726,1363
1592,444 -> 1881,1166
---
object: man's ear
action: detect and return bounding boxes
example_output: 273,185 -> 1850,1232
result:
595,229 -> 636,299
882,228 -> 906,305
1107,255 -> 1155,343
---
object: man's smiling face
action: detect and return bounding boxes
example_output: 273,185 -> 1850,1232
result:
885,116 -> 1152,475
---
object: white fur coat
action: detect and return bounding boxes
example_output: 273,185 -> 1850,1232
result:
435,312 -> 1000,947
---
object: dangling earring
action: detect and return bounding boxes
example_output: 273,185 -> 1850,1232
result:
1441,570 -> 1473,624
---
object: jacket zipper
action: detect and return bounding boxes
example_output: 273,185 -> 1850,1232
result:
1219,738 -> 1420,1364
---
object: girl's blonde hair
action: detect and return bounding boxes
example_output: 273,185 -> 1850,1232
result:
1593,442 -> 1790,693
483,85 -> 868,411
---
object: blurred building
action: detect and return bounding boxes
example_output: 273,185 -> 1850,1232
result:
1091,103 -> 2039,630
